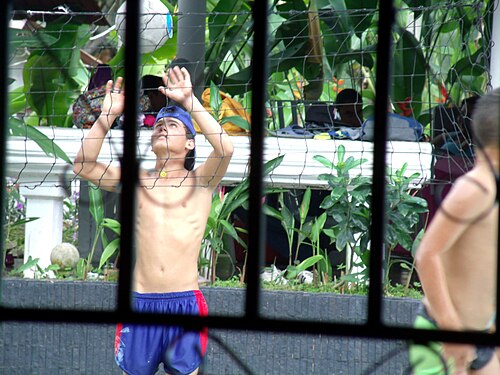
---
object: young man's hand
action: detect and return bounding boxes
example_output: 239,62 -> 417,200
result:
159,66 -> 194,111
443,342 -> 476,374
101,77 -> 125,122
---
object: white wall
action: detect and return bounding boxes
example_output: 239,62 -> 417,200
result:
489,1 -> 500,89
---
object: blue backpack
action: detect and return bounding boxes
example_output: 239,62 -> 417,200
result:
361,113 -> 423,141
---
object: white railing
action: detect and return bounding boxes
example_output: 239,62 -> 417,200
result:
6,127 -> 433,275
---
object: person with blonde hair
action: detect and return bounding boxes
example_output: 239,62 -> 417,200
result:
409,88 -> 499,374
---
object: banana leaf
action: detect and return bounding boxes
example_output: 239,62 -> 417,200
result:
8,118 -> 72,164
392,28 -> 426,117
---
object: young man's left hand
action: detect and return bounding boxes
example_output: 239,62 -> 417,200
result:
159,66 -> 194,111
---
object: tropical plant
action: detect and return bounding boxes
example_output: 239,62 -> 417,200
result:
265,187 -> 332,284
7,4 -> 176,163
202,155 -> 285,283
8,1 -> 176,129
383,164 -> 428,285
18,23 -> 90,127
314,145 -> 372,285
62,189 -> 80,246
2,179 -> 38,271
207,81 -> 251,131
205,0 -> 253,90
209,0 -> 493,128
8,255 -> 60,279
313,145 -> 428,288
84,185 -> 121,278
10,1 -> 493,138
8,22 -> 86,163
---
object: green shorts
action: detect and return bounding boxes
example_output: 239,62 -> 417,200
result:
408,304 -> 495,375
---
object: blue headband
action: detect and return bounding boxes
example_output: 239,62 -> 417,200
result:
155,105 -> 196,137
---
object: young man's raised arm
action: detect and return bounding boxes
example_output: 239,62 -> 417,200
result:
73,78 -> 125,192
159,67 -> 234,188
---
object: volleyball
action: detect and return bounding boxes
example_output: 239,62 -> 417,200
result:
51,243 -> 80,269
115,0 -> 174,54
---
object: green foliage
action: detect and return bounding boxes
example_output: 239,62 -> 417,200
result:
273,187 -> 333,284
98,220 -> 120,267
2,180 -> 39,272
8,23 -> 81,163
385,165 -> 428,253
268,144 -> 376,286
85,185 -> 121,277
9,1 -> 492,139
208,81 -> 251,130
20,23 -> 90,127
9,256 -> 40,275
210,278 -> 423,298
312,145 -> 428,288
8,118 -> 72,164
205,0 -> 253,91
213,0 -> 492,126
202,155 -> 285,282
109,37 -> 177,79
8,256 -> 61,279
314,145 -> 372,286
62,190 -> 80,246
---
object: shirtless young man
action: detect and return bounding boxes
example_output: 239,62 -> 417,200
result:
409,88 -> 499,375
73,66 -> 234,375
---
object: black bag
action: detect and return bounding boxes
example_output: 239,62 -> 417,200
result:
305,102 -> 336,124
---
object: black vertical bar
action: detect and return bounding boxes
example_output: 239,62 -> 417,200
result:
245,0 -> 269,318
367,1 -> 396,326
0,0 -> 13,296
278,101 -> 285,129
117,0 -> 140,312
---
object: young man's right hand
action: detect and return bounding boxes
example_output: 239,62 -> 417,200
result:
159,67 -> 194,111
101,77 -> 125,121
443,342 -> 476,374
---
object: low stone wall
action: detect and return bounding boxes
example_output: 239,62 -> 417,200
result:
0,279 -> 420,374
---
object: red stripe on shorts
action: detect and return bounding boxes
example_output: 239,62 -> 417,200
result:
114,323 -> 123,355
194,290 -> 209,355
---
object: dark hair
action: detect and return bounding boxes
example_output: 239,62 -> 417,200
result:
169,57 -> 191,71
184,125 -> 196,171
141,75 -> 164,91
185,149 -> 196,171
471,88 -> 500,149
336,88 -> 363,105
460,95 -> 480,117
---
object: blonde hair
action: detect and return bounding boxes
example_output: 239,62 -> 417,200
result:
471,88 -> 500,149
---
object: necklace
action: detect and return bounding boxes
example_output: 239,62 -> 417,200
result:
159,170 -> 167,178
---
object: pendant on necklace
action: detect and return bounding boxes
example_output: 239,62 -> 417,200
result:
159,170 -> 167,178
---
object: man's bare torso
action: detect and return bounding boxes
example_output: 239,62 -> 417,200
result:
425,169 -> 498,330
132,171 -> 213,293
441,209 -> 498,330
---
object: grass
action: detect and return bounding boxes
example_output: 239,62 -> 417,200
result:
210,278 -> 423,299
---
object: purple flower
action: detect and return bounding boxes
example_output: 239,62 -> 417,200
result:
16,202 -> 24,211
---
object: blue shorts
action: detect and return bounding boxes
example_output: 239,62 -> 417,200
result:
115,290 -> 208,375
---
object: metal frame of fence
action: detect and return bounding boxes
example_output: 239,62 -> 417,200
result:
1,1 -> 499,373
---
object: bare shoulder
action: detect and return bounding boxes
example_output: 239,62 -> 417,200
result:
444,169 -> 497,219
454,169 -> 496,198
